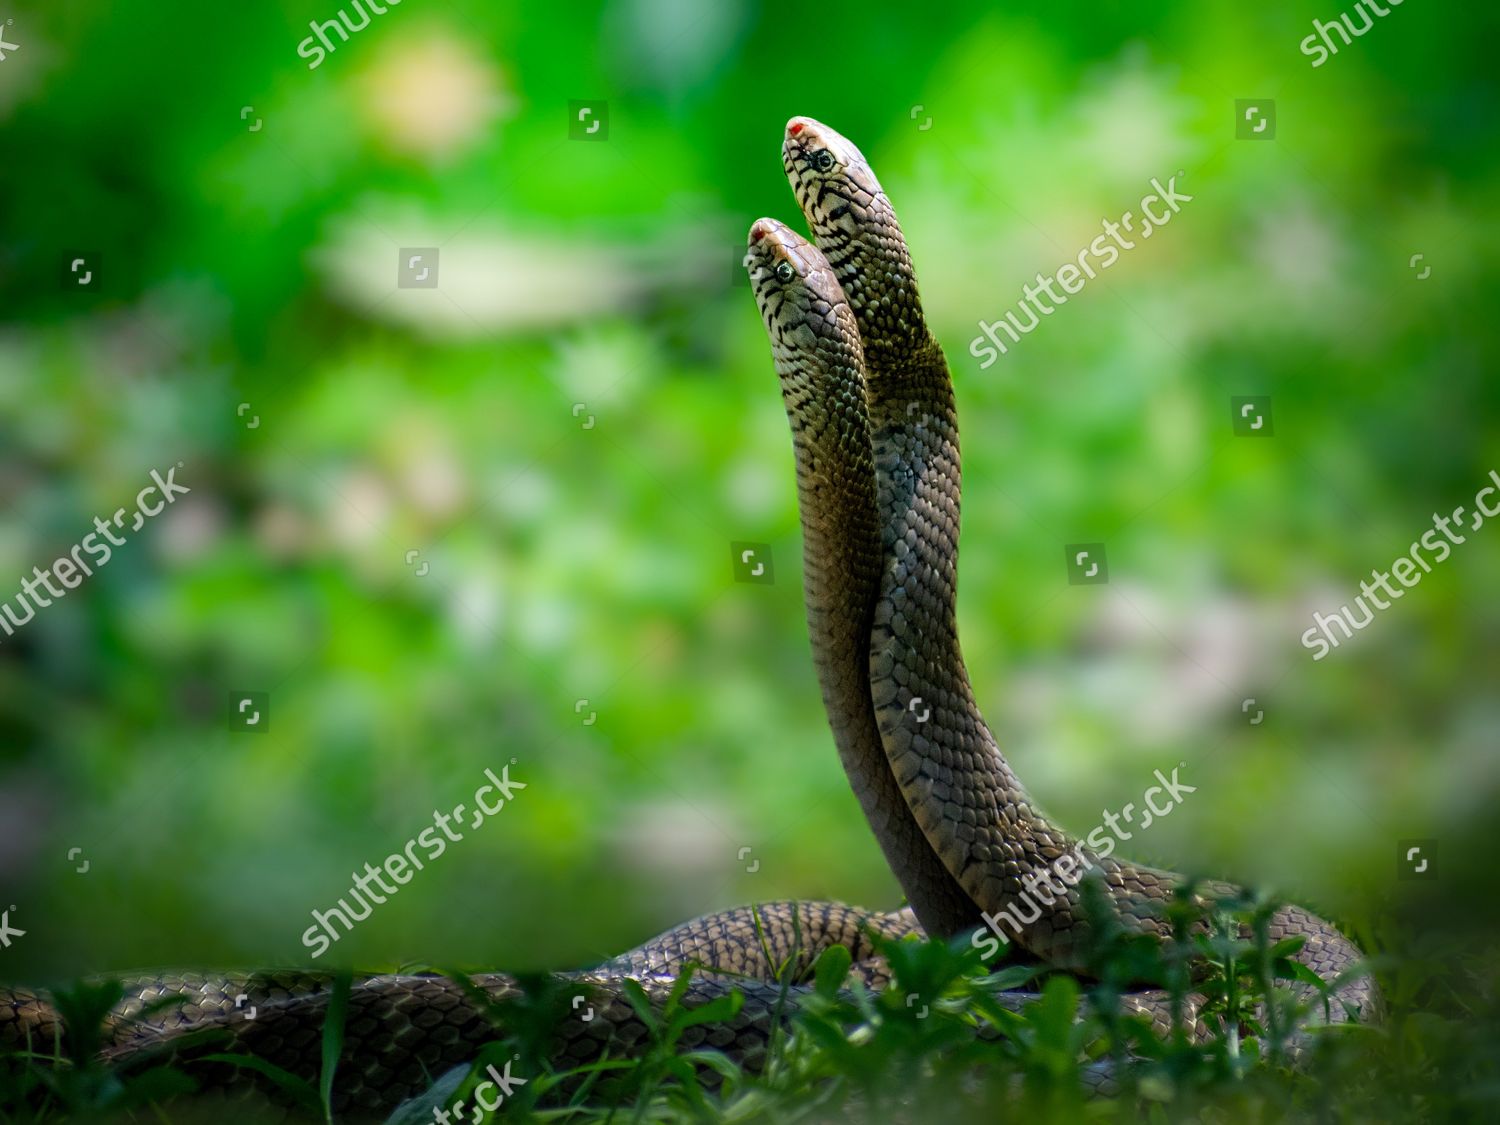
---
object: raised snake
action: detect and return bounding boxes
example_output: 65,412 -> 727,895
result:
0,117 -> 1375,1119
777,116 -> 1374,1008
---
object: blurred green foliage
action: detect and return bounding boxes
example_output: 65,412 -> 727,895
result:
3,886 -> 1493,1122
0,0 -> 1496,1054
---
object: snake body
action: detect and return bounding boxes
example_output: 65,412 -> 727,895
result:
0,118 -> 1374,1118
1,902 -> 928,1117
742,214 -> 980,940
778,117 -> 1374,1006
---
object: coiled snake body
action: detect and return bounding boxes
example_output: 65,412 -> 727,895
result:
0,119 -> 1374,1118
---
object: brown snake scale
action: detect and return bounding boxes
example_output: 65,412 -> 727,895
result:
0,118 -> 1375,1119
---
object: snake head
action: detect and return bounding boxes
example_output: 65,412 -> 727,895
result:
782,117 -> 924,360
744,217 -> 866,397
782,117 -> 886,235
744,217 -> 848,338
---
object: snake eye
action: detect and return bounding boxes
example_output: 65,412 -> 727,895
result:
811,149 -> 835,173
774,260 -> 795,283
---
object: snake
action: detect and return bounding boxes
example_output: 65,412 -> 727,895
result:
777,118 -> 1375,1018
0,118 -> 1375,1120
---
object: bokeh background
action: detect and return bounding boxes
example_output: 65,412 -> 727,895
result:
0,0 -> 1495,998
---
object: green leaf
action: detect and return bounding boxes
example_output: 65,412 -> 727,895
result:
672,989 -> 744,1030
666,961 -> 699,1013
1280,961 -> 1329,991
978,964 -> 1044,992
1267,936 -> 1308,960
46,978 -> 126,1066
813,945 -> 853,999
319,970 -> 353,1123
1032,975 -> 1082,1042
620,978 -> 661,1036
383,1063 -> 472,1124
104,1064 -> 199,1111
196,1053 -> 321,1114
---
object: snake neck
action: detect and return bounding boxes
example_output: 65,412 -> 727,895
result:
861,342 -> 1073,905
790,151 -> 1113,960
756,250 -> 984,940
812,199 -> 934,383
779,301 -> 885,733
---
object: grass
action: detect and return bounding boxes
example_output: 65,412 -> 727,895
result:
1,881 -> 1494,1124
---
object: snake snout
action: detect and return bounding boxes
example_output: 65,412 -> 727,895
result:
746,218 -> 814,274
784,116 -> 863,164
783,116 -> 825,163
744,219 -> 851,329
748,217 -> 791,246
785,116 -> 838,148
